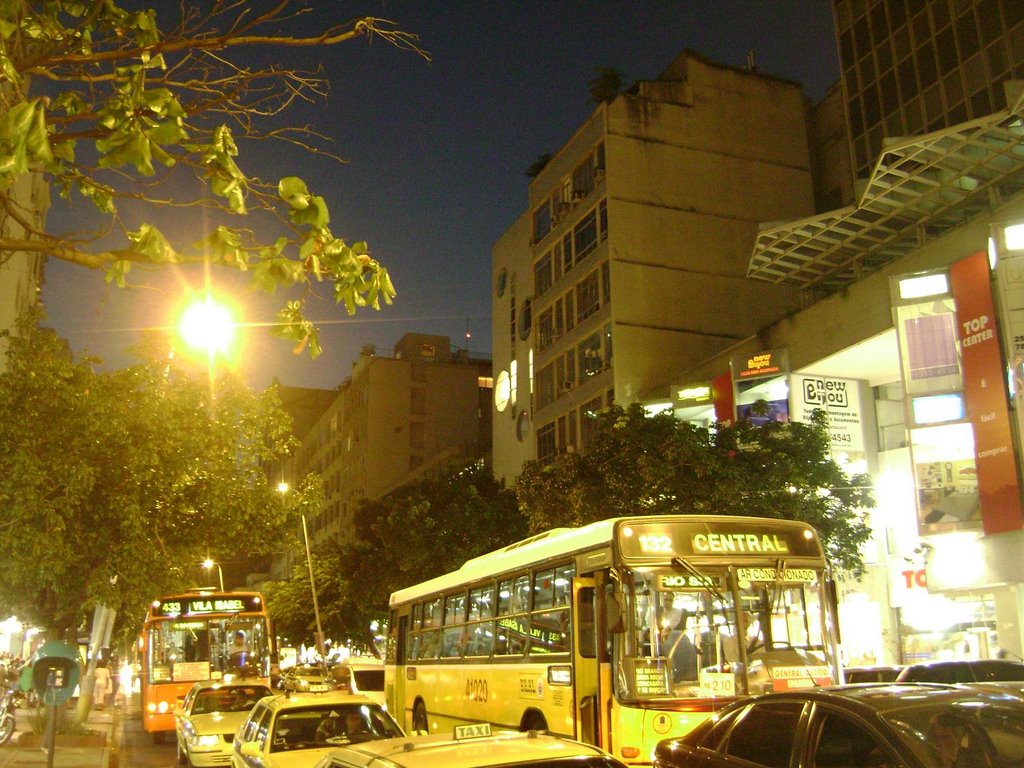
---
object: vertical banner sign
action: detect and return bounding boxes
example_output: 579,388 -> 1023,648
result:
712,371 -> 734,425
949,251 -> 1024,534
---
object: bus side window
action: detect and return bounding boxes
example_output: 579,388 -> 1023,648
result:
577,586 -> 596,658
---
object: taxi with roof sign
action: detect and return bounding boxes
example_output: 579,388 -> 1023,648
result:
230,689 -> 403,768
175,679 -> 272,766
309,723 -> 629,768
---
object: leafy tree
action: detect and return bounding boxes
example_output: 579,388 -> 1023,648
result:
0,312 -> 319,638
515,403 -> 874,575
264,462 -> 526,652
526,153 -> 552,179
588,66 -> 623,104
0,2 -> 427,357
262,551 -> 345,651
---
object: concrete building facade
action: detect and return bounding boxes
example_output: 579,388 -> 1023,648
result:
492,51 -> 816,484
277,333 -> 492,573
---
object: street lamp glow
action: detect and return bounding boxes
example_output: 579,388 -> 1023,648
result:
179,297 -> 236,357
202,558 -> 224,591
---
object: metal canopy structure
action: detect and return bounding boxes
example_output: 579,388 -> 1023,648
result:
748,93 -> 1024,292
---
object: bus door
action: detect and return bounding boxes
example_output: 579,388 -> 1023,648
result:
572,577 -> 601,746
389,610 -> 408,729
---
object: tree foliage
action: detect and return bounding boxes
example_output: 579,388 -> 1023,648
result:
588,66 -> 623,104
0,312 -> 319,637
263,462 -> 526,652
515,403 -> 874,576
0,1 -> 428,357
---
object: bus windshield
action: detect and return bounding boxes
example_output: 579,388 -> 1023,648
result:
147,615 -> 271,683
618,567 -> 833,700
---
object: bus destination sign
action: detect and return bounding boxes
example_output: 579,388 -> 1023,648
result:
618,520 -> 821,561
156,597 -> 247,617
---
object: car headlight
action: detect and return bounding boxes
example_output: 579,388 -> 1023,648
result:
189,734 -> 221,748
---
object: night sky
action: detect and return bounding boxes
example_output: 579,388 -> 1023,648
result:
41,2 -> 839,392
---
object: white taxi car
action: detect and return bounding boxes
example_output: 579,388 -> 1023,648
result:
174,680 -> 272,767
230,690 -> 403,768
309,724 -> 629,768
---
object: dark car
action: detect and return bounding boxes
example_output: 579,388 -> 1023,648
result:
843,666 -> 902,684
895,658 -> 1024,684
653,683 -> 1024,768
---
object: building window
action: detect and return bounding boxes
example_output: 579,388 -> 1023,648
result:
579,332 -> 602,379
410,421 -> 425,450
533,202 -> 551,243
410,387 -> 426,415
534,251 -> 553,297
536,363 -> 556,409
538,307 -> 555,351
580,397 -> 603,449
537,422 -> 556,464
519,298 -> 532,341
574,209 -> 598,262
564,289 -> 575,332
576,270 -> 600,323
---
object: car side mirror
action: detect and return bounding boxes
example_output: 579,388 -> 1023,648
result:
240,741 -> 261,757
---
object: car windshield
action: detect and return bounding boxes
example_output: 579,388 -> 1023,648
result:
191,685 -> 270,714
881,700 -> 1024,768
269,703 -> 402,752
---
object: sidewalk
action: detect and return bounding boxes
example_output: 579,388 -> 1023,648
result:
0,701 -> 117,768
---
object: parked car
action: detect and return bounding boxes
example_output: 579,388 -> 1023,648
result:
843,665 -> 902,683
895,658 -> 1024,684
653,683 -> 1024,768
277,663 -> 344,693
174,680 -> 272,767
311,723 -> 628,768
231,690 -> 403,768
328,662 -> 385,706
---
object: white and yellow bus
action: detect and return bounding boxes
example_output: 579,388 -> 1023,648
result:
385,515 -> 841,765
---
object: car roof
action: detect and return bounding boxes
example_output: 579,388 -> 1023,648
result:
317,730 -> 614,768
705,682 -> 1024,717
189,679 -> 272,693
905,659 -> 1024,668
259,690 -> 380,712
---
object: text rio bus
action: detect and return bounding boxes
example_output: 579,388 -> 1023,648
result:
385,515 -> 841,765
138,589 -> 274,740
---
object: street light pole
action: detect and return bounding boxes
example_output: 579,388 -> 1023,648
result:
203,558 -> 224,591
301,514 -> 327,660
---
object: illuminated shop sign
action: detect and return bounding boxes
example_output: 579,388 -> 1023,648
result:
733,349 -> 787,379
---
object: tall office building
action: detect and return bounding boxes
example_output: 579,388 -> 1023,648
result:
492,51 -> 817,483
284,333 -> 492,556
834,0 -> 1024,179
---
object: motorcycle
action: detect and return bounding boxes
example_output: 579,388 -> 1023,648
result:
0,687 -> 16,745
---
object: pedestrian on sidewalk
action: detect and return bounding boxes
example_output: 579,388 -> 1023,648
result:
93,660 -> 112,710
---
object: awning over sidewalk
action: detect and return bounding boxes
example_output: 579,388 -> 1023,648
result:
748,89 -> 1024,292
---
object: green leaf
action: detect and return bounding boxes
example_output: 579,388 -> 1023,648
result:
127,224 -> 177,262
278,177 -> 311,209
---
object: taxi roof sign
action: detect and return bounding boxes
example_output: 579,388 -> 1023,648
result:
452,723 -> 491,740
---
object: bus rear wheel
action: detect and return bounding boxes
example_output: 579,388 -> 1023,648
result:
522,711 -> 548,732
412,700 -> 428,733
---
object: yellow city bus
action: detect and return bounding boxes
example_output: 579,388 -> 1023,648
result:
385,515 -> 841,765
137,589 -> 274,741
